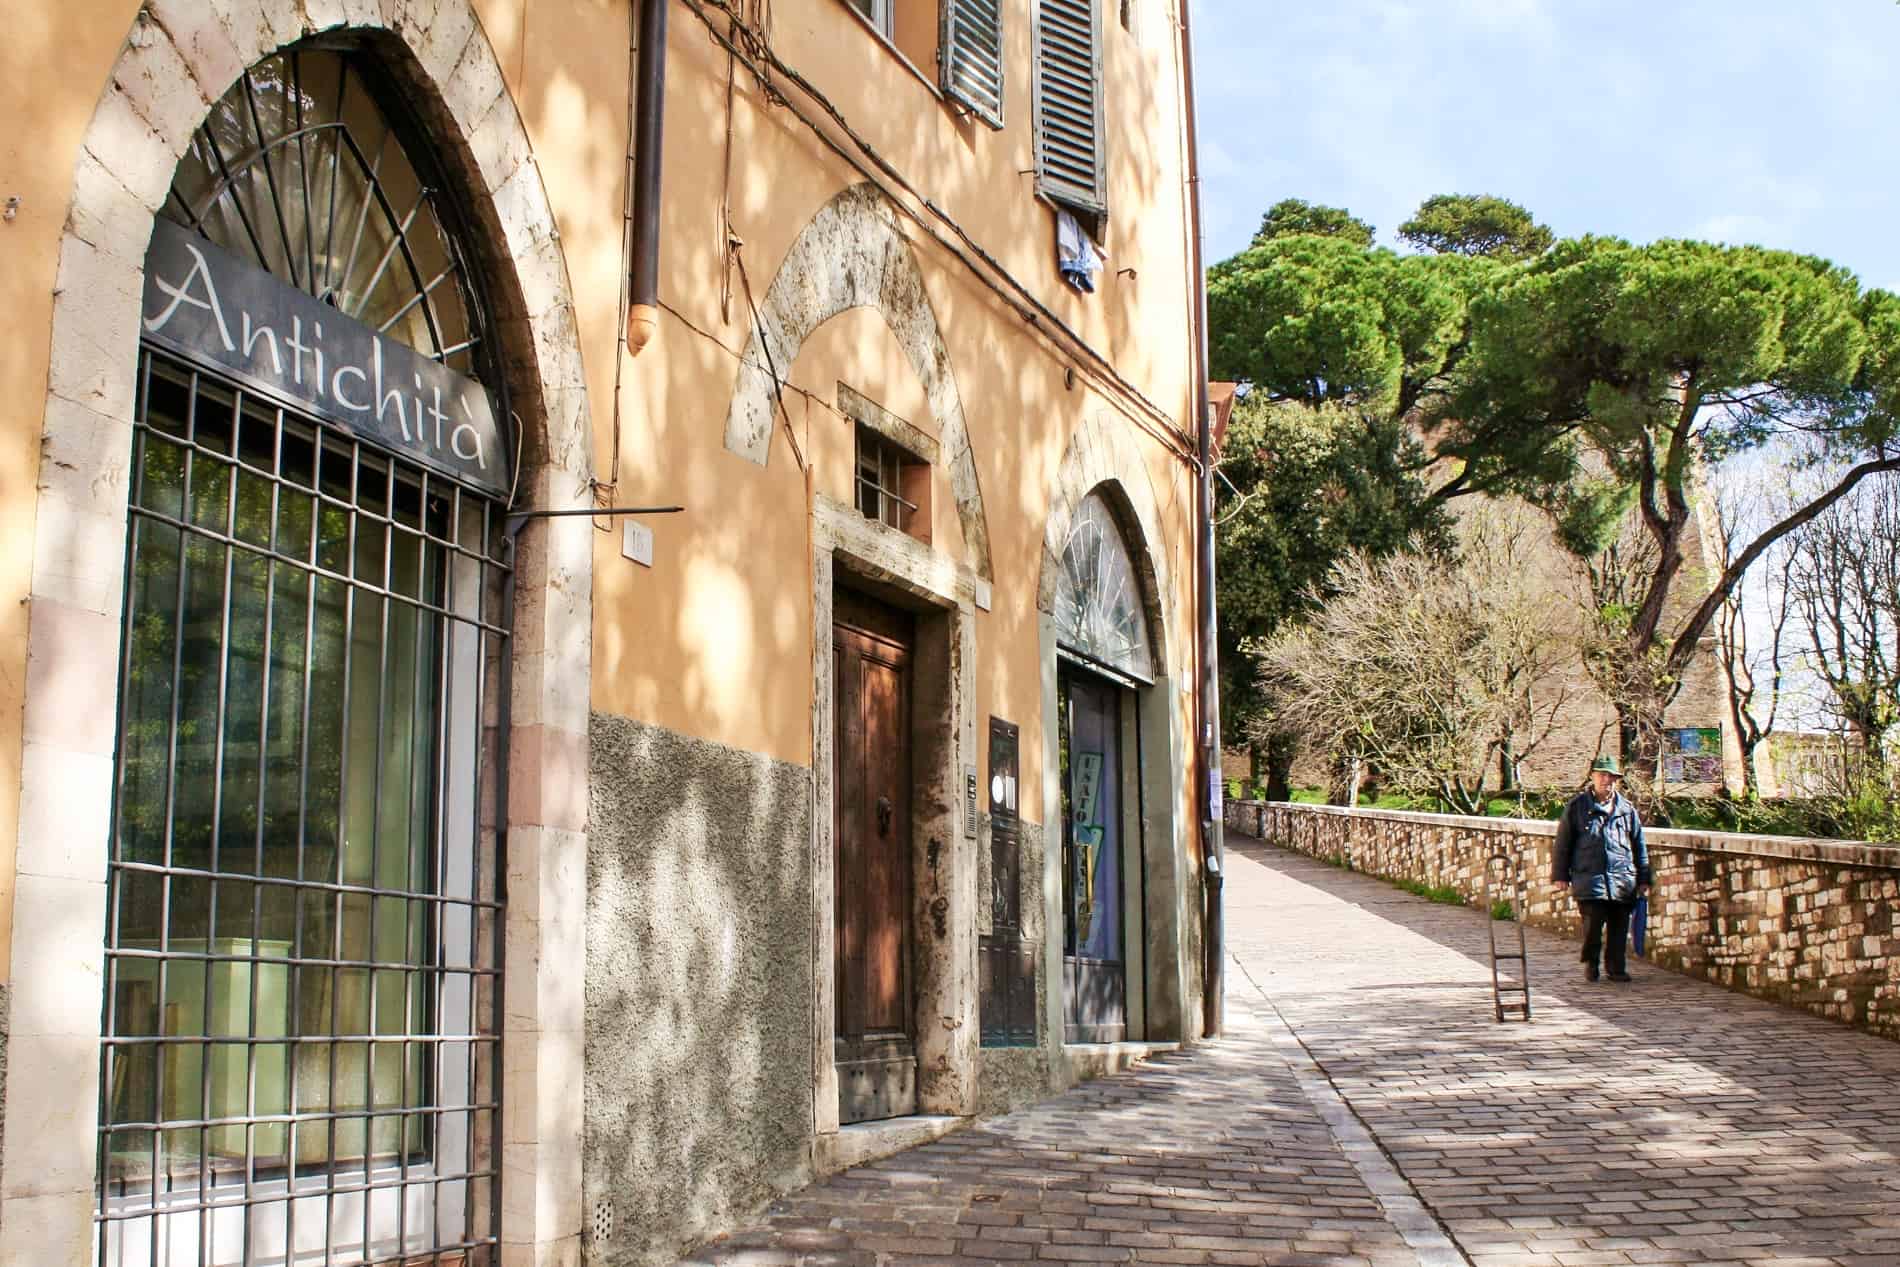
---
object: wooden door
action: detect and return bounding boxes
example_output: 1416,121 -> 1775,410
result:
833,591 -> 917,1123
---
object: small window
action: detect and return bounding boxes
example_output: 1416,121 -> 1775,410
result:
856,424 -> 929,540
841,0 -> 1005,129
843,0 -> 942,87
845,0 -> 892,34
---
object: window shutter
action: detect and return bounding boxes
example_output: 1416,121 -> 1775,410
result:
1034,0 -> 1106,214
941,0 -> 1005,128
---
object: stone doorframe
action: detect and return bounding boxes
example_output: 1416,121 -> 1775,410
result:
4,5 -> 594,1265
810,497 -> 982,1139
1036,413 -> 1196,1057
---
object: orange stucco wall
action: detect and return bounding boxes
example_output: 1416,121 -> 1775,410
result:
0,0 -> 1207,977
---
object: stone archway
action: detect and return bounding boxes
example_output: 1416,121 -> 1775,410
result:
4,4 -> 593,1263
1034,412 -> 1197,1050
724,182 -> 992,577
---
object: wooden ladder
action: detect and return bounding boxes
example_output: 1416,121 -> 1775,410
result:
1484,851 -> 1533,1022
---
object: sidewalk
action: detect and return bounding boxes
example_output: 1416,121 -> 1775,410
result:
677,832 -> 1900,1266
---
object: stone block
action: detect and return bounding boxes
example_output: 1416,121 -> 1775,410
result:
416,0 -> 478,87
112,19 -> 213,153
29,492 -> 128,618
82,87 -> 179,214
24,600 -> 122,756
7,874 -> 108,1039
16,743 -> 114,884
148,0 -> 249,102
442,25 -> 507,141
0,1031 -> 101,1199
0,1189 -> 93,1267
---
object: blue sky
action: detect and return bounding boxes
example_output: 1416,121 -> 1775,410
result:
1190,1 -> 1898,291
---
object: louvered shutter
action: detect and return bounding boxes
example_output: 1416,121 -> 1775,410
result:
1033,0 -> 1106,214
941,0 -> 1005,128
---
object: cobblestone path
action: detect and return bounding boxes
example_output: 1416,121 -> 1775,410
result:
678,831 -> 1900,1266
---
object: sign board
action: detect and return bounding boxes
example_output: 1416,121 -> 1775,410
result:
1663,726 -> 1723,785
141,217 -> 509,497
964,766 -> 979,840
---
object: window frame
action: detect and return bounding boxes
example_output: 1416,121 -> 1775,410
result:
1032,0 -> 1109,218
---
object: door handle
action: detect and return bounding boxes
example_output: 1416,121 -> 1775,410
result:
876,795 -> 894,837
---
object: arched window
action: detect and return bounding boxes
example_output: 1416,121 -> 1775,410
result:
1054,490 -> 1154,683
100,41 -> 506,1267
165,46 -> 490,378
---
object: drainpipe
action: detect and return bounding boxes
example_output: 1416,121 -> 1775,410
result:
626,0 -> 669,356
1179,0 -> 1224,1040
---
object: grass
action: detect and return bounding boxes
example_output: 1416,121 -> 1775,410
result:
1390,877 -> 1468,906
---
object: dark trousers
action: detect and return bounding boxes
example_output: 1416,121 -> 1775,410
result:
1579,899 -> 1634,974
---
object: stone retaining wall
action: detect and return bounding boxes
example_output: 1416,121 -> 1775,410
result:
1226,800 -> 1900,1042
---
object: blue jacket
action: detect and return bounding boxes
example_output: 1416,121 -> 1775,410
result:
1551,790 -> 1650,903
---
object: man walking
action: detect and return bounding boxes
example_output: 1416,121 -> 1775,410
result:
1551,755 -> 1651,983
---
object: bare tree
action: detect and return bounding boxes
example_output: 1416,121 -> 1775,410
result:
1704,469 -> 1793,799
1782,472 -> 1900,766
1255,506 -> 1570,814
1573,513 -> 1674,800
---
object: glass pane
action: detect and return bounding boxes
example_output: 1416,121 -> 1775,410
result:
161,48 -> 478,370
1054,492 -> 1154,681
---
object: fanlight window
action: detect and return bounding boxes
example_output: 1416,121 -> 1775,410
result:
164,47 -> 485,377
1055,491 -> 1154,682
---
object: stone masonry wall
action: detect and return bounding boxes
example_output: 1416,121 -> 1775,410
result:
1226,800 -> 1900,1042
584,715 -> 816,1267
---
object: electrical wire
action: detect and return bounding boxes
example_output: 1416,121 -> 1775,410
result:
680,0 -> 1202,471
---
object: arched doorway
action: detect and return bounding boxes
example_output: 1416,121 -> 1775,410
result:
96,41 -> 510,1267
1054,490 -> 1157,1044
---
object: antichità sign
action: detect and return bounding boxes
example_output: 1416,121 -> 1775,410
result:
140,217 -> 509,497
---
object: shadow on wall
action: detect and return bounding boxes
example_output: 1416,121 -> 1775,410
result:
583,714 -> 816,1267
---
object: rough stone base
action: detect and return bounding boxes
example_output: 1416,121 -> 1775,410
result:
975,1045 -> 1053,1117
583,715 -> 815,1267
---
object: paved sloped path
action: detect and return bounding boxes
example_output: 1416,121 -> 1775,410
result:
677,830 -> 1900,1266
1225,832 -> 1900,1267
678,1004 -> 1423,1265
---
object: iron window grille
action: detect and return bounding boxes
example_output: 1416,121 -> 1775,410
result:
98,350 -> 509,1267
855,424 -> 923,537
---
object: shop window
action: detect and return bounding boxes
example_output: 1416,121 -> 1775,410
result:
1034,0 -> 1107,216
101,41 -> 507,1267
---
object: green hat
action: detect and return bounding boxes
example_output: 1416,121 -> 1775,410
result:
1589,754 -> 1623,778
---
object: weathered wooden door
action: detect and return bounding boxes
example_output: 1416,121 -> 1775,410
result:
833,591 -> 917,1123
1061,668 -> 1128,1043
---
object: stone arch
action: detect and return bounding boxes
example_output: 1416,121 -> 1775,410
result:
1038,411 -> 1175,662
5,3 -> 591,1259
724,181 -> 992,577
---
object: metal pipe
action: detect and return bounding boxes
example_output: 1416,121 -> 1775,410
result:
627,0 -> 670,356
1179,0 -> 1225,1039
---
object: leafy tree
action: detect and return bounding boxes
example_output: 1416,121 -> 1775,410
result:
1399,194 -> 1553,261
1209,234 -> 1499,418
1438,237 -> 1900,770
1251,198 -> 1375,249
1215,398 -> 1450,789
